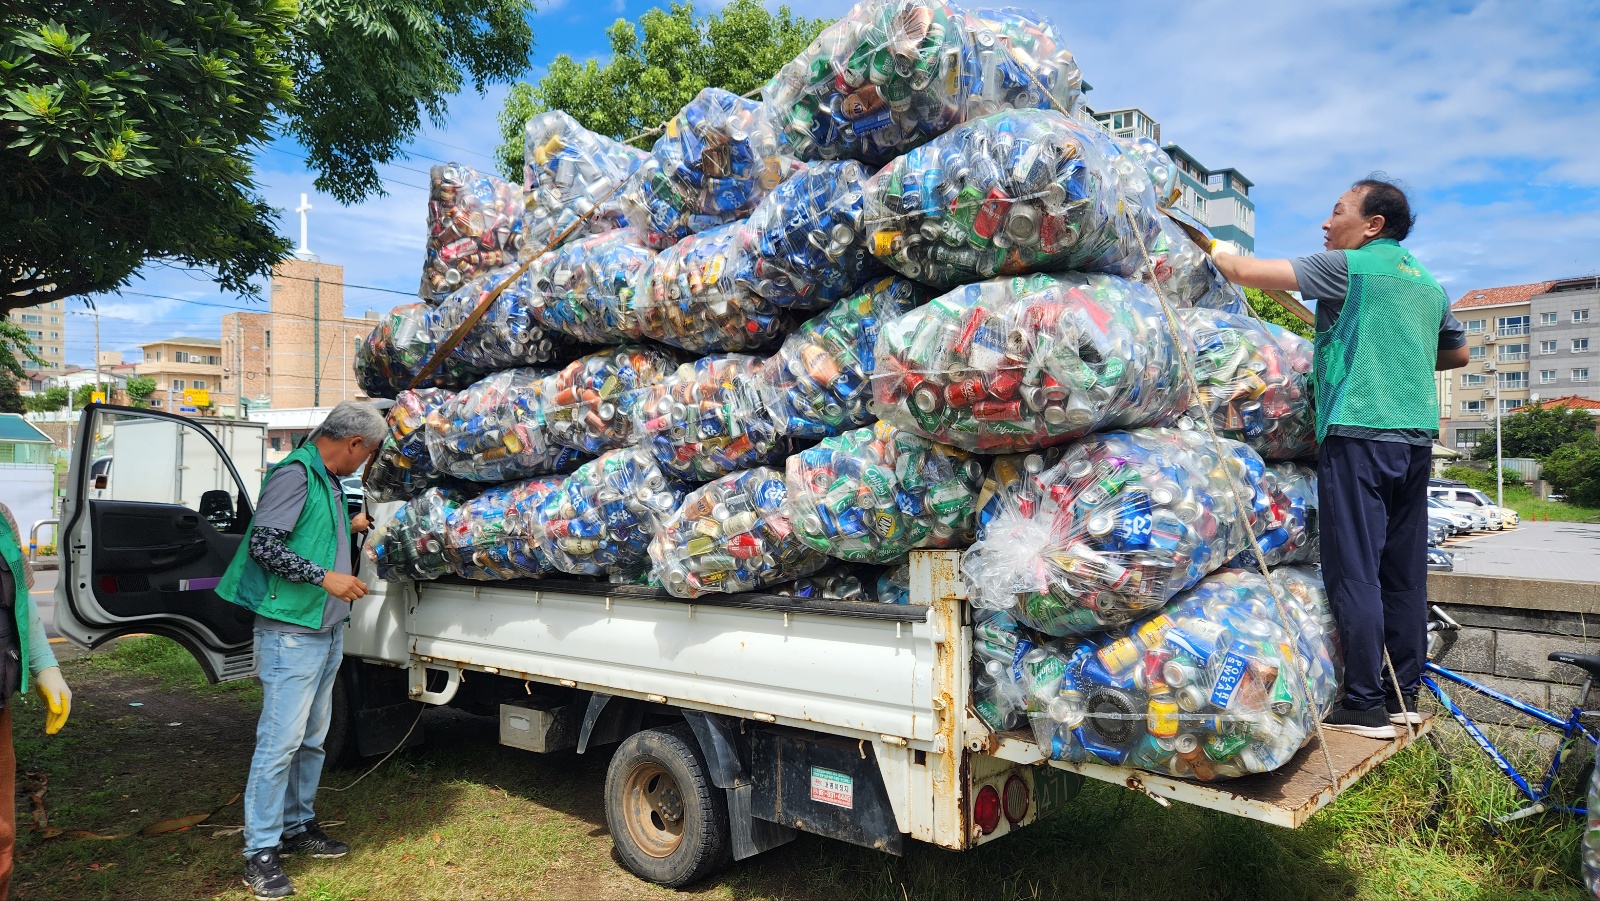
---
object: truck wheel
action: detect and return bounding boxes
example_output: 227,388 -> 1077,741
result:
604,723 -> 731,888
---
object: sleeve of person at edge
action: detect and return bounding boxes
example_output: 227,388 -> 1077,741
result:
248,464 -> 327,585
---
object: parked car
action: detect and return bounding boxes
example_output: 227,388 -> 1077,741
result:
1426,547 -> 1454,572
1428,486 -> 1517,529
1428,497 -> 1478,533
1427,517 -> 1452,546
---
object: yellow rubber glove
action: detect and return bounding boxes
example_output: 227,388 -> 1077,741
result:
34,666 -> 71,735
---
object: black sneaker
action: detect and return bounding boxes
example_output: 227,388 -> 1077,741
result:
243,848 -> 295,900
1323,705 -> 1397,740
1386,691 -> 1424,725
279,821 -> 350,859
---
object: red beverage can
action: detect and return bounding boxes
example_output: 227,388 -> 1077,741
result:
987,368 -> 1022,400
973,188 -> 1011,241
972,399 -> 1022,422
944,377 -> 986,408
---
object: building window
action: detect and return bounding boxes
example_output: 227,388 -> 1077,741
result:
1576,338 -> 1592,353
1455,428 -> 1485,448
1575,310 -> 1591,323
1540,312 -> 1558,325
151,351 -> 161,362
1464,319 -> 1484,334
149,397 -> 162,408
1207,173 -> 1224,189
1461,373 -> 1485,387
1498,371 -> 1526,390
1500,398 -> 1525,415
1541,340 -> 1558,355
1461,400 -> 1484,415
1496,316 -> 1529,337
1576,368 -> 1591,383
1497,343 -> 1527,362
1194,195 -> 1206,216
1468,346 -> 1485,361
265,330 -> 271,347
174,351 -> 188,363
1540,369 -> 1557,384
204,354 -> 220,366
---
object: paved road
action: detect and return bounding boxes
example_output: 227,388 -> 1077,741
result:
31,566 -> 60,639
1440,521 -> 1600,583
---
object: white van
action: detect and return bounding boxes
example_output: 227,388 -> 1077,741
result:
1427,486 -> 1518,529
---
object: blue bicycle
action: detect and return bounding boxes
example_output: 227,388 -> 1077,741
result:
1419,605 -> 1599,826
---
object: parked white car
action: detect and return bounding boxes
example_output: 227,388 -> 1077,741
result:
1427,497 -> 1479,533
1428,486 -> 1518,529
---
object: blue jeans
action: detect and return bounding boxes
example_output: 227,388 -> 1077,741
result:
243,626 -> 344,857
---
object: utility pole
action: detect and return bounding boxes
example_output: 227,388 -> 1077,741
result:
92,309 -> 101,403
313,276 -> 321,407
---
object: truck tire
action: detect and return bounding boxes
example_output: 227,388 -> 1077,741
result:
604,722 -> 732,888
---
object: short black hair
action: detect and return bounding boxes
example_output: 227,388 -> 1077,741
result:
1351,174 -> 1416,241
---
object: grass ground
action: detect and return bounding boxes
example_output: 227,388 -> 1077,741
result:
11,636 -> 1592,900
1499,486 -> 1600,523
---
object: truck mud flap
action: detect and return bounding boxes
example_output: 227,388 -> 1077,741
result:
346,662 -> 424,758
750,729 -> 904,855
682,711 -> 797,861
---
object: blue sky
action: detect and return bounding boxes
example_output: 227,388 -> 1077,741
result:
70,0 -> 1600,367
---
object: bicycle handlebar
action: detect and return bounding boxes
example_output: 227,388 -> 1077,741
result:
1428,604 -> 1461,631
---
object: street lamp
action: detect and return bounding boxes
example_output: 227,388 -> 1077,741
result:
1484,358 -> 1503,507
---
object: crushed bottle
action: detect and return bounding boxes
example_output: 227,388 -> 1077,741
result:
784,421 -> 983,563
870,272 -> 1189,453
650,467 -> 827,597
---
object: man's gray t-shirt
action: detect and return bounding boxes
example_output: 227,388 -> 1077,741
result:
251,463 -> 351,633
1291,250 -> 1467,447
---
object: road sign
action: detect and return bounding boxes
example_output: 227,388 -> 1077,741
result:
182,388 -> 211,408
180,406 -> 198,413
90,391 -> 106,404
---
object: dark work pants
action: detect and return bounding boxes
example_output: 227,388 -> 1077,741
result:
1318,434 -> 1433,711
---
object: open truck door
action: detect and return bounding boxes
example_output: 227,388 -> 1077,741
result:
56,404 -> 259,682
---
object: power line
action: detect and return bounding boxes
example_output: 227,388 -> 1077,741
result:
146,264 -> 422,300
264,145 -> 431,192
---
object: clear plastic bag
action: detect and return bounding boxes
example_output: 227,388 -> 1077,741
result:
369,487 -> 465,582
763,0 -> 970,166
971,606 -> 1073,731
784,421 -> 983,563
771,564 -> 872,601
757,275 -> 925,439
634,220 -> 794,353
860,110 -> 1157,288
539,346 -> 678,456
522,110 -> 646,255
1179,308 -> 1317,460
356,303 -> 483,397
649,467 -> 827,597
626,88 -> 792,249
424,368 -> 586,483
961,7 -> 1083,120
869,272 -> 1189,453
1228,462 -> 1318,569
367,388 -> 455,503
1020,567 -> 1340,780
444,477 -> 566,580
1112,133 -> 1177,206
532,446 -> 687,576
1142,216 -> 1248,314
420,164 -> 525,303
739,161 -> 887,311
633,355 -> 789,483
875,562 -> 913,604
527,229 -> 657,344
964,429 -> 1264,635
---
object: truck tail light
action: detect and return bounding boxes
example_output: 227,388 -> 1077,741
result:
1002,774 -> 1030,824
973,784 -> 1002,835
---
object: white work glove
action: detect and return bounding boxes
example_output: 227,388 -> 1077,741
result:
34,665 -> 71,735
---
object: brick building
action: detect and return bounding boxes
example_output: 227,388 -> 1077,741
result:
220,311 -> 271,419
252,256 -> 379,410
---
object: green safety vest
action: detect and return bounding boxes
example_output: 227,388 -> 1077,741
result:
0,513 -> 36,696
1312,238 -> 1449,441
217,442 -> 349,629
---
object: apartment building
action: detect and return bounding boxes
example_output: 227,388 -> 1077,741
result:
136,337 -> 224,416
1084,106 -> 1256,255
7,299 -> 65,372
1443,277 -> 1600,449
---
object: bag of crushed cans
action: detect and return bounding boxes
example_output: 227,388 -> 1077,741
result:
785,422 -> 983,563
960,7 -> 1082,119
1179,308 -> 1316,460
1142,217 -> 1248,314
370,487 -> 466,582
633,355 -> 789,482
522,110 -> 646,254
861,110 -> 1157,288
971,606 -> 1073,731
527,229 -> 657,344
634,221 -> 793,353
964,429 -> 1265,636
739,161 -> 887,311
540,346 -> 678,455
1113,134 -> 1177,206
626,88 -> 792,249
1229,462 -> 1318,569
1017,567 -> 1340,780
533,447 -> 687,576
444,477 -> 566,580
758,275 -> 924,439
876,562 -> 913,604
367,388 -> 455,503
650,467 -> 828,597
425,368 -> 586,483
420,164 -> 524,303
870,272 -> 1189,453
356,303 -> 484,397
771,563 -> 873,601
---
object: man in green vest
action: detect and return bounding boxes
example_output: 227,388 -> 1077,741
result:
217,402 -> 385,899
1212,177 -> 1470,739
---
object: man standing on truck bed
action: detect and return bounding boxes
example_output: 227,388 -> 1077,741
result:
217,402 -> 385,900
1211,177 -> 1469,740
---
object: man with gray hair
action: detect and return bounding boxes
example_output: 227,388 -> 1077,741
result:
217,401 -> 386,899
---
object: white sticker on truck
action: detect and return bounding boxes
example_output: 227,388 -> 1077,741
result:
810,766 -> 854,809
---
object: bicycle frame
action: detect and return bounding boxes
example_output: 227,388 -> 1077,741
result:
1421,661 -> 1598,816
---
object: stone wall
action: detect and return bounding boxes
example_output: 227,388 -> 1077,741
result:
1426,572 -> 1600,724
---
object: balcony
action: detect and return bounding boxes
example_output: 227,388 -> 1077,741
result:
1497,352 -> 1528,363
1496,325 -> 1529,338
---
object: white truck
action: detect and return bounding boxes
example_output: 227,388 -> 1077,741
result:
54,404 -> 1425,886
